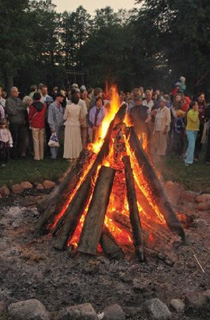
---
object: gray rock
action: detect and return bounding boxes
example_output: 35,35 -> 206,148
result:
180,190 -> 198,203
145,298 -> 171,319
103,304 -> 126,320
8,299 -> 50,320
185,291 -> 209,309
170,299 -> 185,313
57,303 -> 98,320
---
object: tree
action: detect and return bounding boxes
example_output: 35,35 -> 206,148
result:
0,0 -> 30,91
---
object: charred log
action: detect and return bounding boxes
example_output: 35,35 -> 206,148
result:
36,149 -> 94,232
100,226 -> 124,259
78,166 -> 116,255
53,174 -> 94,250
128,127 -> 186,242
122,155 -> 144,262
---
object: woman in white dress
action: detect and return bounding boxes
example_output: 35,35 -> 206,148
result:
63,94 -> 85,161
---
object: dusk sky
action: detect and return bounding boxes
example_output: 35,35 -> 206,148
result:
53,0 -> 141,14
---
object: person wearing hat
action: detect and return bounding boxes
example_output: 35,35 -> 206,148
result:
154,97 -> 171,156
0,119 -> 13,165
173,109 -> 186,157
29,92 -> 47,160
48,93 -> 64,159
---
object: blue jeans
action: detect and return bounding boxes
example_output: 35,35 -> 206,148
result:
185,130 -> 197,164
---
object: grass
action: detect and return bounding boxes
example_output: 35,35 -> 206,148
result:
0,157 -> 69,188
157,153 -> 210,193
0,151 -> 209,192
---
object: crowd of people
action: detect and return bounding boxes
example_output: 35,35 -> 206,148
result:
0,77 -> 210,167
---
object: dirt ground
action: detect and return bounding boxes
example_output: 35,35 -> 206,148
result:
0,190 -> 209,319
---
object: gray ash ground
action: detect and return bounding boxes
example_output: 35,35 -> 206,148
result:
0,190 -> 209,319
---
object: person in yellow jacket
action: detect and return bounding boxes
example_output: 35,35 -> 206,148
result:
185,101 -> 200,166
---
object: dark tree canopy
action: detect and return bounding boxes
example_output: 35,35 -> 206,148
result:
0,0 -> 209,96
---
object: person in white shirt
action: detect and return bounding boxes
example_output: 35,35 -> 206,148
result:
142,90 -> 154,114
40,84 -> 50,103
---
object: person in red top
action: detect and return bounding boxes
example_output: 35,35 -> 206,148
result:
29,92 -> 47,160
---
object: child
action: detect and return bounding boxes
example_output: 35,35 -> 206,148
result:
173,110 -> 186,157
0,119 -> 13,165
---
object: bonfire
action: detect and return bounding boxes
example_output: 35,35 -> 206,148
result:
36,87 -> 185,262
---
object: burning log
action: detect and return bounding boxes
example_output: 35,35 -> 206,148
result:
36,103 -> 127,233
100,226 -> 124,259
128,127 -> 186,242
78,166 -> 116,255
36,149 -> 94,231
122,155 -> 144,261
53,173 -> 95,250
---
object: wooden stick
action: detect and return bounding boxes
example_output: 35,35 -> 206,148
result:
36,149 -> 94,232
78,166 -> 116,255
100,226 -> 124,259
128,127 -> 186,242
123,155 -> 144,261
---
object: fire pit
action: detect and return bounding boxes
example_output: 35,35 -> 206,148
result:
36,88 -> 185,261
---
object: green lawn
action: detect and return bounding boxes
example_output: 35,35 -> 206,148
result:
0,157 -> 69,188
157,154 -> 210,193
0,153 -> 209,192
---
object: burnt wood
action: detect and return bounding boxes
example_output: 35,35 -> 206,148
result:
128,127 -> 186,241
100,226 -> 124,259
123,155 -> 144,261
78,166 -> 116,255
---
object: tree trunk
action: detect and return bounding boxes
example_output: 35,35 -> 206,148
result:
128,127 -> 186,242
122,155 -> 144,261
78,166 -> 116,255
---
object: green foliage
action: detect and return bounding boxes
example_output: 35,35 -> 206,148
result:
0,0 -> 210,94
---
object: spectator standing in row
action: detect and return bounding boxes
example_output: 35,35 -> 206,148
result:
40,84 -> 50,103
22,95 -> 33,157
29,85 -> 37,99
0,87 -> 6,108
48,93 -> 64,159
89,97 -> 105,142
185,101 -> 200,166
194,92 -> 206,161
142,90 -> 154,115
154,98 -> 171,156
63,93 -> 84,161
0,119 -> 13,165
5,87 -> 26,159
0,103 -> 5,120
29,92 -> 47,161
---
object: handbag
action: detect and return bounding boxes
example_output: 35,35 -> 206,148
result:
48,133 -> 60,148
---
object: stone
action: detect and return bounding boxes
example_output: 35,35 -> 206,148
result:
197,201 -> 210,211
20,181 -> 33,189
43,180 -> 56,189
170,299 -> 185,313
11,184 -> 24,195
8,299 -> 50,320
57,303 -> 98,320
0,186 -> 10,196
180,190 -> 198,203
165,181 -> 184,206
123,307 -> 142,317
196,194 -> 210,203
37,184 -> 45,190
103,304 -> 126,320
185,292 -> 208,309
145,298 -> 171,319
